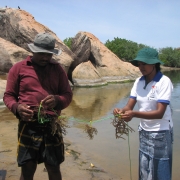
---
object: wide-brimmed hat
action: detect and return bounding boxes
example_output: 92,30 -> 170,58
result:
28,32 -> 61,55
130,48 -> 163,67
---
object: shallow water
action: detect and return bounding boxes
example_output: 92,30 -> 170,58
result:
0,70 -> 180,179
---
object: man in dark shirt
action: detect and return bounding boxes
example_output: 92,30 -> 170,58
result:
3,32 -> 73,180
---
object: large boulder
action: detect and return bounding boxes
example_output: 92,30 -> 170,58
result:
0,79 -> 6,100
70,32 -> 140,86
0,8 -> 141,88
0,8 -> 75,73
0,37 -> 30,74
72,61 -> 107,87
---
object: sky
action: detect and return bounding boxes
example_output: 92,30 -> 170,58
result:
1,0 -> 180,49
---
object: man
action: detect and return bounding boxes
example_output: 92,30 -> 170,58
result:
3,32 -> 73,180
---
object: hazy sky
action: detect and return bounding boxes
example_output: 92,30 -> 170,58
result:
1,0 -> 180,49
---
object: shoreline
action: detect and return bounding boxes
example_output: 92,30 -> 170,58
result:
0,116 -> 119,180
0,67 -> 180,92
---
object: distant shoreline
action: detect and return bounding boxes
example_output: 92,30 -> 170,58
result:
161,66 -> 180,71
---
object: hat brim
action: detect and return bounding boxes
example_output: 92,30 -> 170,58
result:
130,58 -> 164,67
28,43 -> 61,55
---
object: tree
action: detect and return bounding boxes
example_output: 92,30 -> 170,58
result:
105,38 -> 149,62
159,47 -> 180,67
63,37 -> 73,49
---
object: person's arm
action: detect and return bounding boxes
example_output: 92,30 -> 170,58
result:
42,66 -> 73,110
113,98 -> 136,116
54,79 -> 72,110
3,66 -> 20,115
114,78 -> 138,117
121,102 -> 167,121
3,65 -> 34,120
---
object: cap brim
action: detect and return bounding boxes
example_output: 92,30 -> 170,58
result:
130,58 -> 164,67
28,43 -> 61,55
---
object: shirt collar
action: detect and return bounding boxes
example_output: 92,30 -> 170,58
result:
140,71 -> 163,82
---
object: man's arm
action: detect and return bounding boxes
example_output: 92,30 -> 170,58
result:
3,66 -> 20,115
42,66 -> 73,111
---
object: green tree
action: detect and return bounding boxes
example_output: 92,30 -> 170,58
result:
63,37 -> 73,49
159,47 -> 180,67
105,37 -> 149,62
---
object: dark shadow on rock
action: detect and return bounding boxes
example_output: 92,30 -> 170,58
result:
0,170 -> 6,180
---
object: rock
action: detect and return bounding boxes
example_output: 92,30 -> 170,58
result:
0,8 -> 75,73
71,32 -> 141,86
0,37 -> 30,73
0,8 -> 141,87
70,33 -> 91,69
72,61 -> 107,87
0,80 -> 6,99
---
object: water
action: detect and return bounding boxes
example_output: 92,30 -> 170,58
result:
0,70 -> 180,179
63,70 -> 180,179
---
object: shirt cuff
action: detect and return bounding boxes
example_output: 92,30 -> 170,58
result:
12,102 -> 20,118
54,95 -> 62,110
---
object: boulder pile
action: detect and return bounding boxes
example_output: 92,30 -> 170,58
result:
0,7 -> 140,88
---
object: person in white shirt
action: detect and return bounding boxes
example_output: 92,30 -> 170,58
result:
113,47 -> 173,180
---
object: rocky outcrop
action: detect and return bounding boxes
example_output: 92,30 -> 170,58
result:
0,7 -> 75,73
0,37 -> 31,73
72,61 -> 107,86
70,32 -> 140,86
0,7 -> 141,88
0,79 -> 6,100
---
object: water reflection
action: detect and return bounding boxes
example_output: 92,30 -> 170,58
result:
63,83 -> 133,122
164,70 -> 180,85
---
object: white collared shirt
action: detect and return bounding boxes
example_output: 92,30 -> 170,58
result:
130,71 -> 173,131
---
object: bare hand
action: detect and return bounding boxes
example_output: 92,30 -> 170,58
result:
121,110 -> 134,122
41,95 -> 57,109
113,108 -> 124,116
17,104 -> 34,121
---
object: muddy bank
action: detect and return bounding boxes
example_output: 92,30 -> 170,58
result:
0,108 -> 119,180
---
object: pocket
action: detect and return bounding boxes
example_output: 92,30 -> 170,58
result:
139,131 -> 169,159
149,132 -> 169,159
150,133 -> 166,148
139,130 -> 149,153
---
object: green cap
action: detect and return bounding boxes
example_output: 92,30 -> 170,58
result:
130,48 -> 163,67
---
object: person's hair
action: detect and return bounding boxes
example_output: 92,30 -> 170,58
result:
155,63 -> 161,72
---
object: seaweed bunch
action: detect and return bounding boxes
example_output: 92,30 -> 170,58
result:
33,102 -> 69,136
84,122 -> 98,140
111,114 -> 134,139
37,102 -> 50,124
51,115 -> 69,136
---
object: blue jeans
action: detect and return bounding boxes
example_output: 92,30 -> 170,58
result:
138,126 -> 173,180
